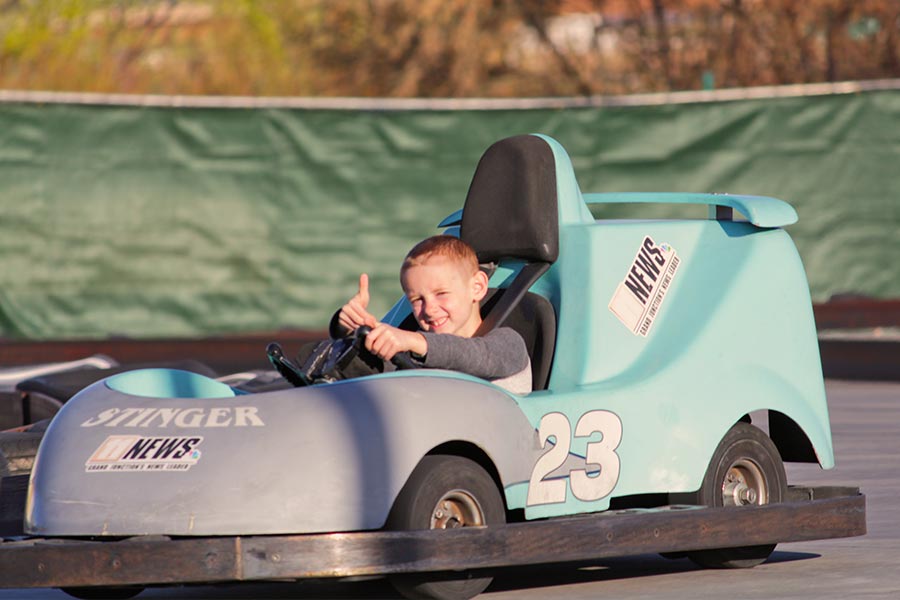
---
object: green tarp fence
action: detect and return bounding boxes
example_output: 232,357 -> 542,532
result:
1,84 -> 898,339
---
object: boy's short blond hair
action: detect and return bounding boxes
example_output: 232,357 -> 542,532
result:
401,235 -> 479,276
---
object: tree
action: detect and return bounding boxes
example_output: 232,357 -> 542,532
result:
1,0 -> 897,97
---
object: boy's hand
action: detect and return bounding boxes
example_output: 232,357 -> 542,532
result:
365,323 -> 427,361
338,273 -> 378,334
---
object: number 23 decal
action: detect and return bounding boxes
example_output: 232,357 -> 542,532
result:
527,410 -> 623,506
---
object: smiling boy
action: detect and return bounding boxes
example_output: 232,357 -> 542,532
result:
335,235 -> 532,394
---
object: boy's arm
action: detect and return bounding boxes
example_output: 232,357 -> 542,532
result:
364,323 -> 427,360
417,328 -> 529,380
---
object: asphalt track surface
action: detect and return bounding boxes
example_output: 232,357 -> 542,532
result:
3,379 -> 897,600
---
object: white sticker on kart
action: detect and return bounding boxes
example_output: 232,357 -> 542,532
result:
527,410 -> 623,506
85,435 -> 203,472
608,236 -> 680,337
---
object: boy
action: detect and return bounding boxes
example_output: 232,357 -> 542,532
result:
335,235 -> 532,394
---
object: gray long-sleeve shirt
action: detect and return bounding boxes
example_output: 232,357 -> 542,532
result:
329,311 -> 532,393
416,327 -> 532,394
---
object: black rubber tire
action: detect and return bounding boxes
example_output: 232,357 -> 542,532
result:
386,455 -> 505,600
686,422 -> 787,569
61,586 -> 144,599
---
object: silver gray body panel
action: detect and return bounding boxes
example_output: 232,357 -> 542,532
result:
27,371 -> 540,536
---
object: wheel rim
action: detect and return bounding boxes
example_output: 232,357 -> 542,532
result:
430,490 -> 484,529
721,458 -> 768,506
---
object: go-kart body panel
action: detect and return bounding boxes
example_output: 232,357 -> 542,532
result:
28,370 -> 540,536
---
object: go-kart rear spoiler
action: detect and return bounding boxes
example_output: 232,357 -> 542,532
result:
439,193 -> 797,230
582,192 -> 798,228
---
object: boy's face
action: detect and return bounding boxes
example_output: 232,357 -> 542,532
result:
401,255 -> 488,338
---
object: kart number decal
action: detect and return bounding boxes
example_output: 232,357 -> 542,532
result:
527,413 -> 570,504
527,410 -> 623,506
608,236 -> 680,337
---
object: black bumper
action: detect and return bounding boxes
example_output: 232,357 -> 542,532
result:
0,486 -> 865,590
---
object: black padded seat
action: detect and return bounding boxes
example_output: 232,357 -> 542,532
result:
460,135 -> 559,338
462,135 -> 559,389
480,289 -> 555,391
460,135 -> 559,265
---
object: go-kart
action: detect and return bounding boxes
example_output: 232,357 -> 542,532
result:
0,355 -> 119,431
0,135 -> 865,600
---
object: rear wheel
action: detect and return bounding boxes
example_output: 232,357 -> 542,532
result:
386,455 -> 505,600
687,422 -> 787,569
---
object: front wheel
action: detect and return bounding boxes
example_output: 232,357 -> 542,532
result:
386,455 -> 505,600
687,422 -> 787,569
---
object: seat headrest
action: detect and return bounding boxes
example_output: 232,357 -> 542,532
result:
460,135 -> 559,264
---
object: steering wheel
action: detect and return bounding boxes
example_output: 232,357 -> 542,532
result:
390,349 -> 420,370
340,326 -> 421,371
318,326 -> 369,376
267,326 -> 420,388
355,326 -> 420,371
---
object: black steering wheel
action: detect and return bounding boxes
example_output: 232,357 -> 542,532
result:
390,348 -> 420,370
355,325 -> 421,371
267,326 -> 420,388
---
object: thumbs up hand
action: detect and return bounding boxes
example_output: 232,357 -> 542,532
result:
338,273 -> 378,335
